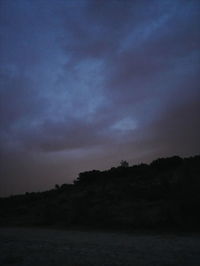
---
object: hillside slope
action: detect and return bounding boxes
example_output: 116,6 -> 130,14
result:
0,155 -> 200,230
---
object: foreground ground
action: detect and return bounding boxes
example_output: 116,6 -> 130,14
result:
0,227 -> 200,266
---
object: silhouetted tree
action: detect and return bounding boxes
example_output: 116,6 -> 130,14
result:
120,160 -> 129,168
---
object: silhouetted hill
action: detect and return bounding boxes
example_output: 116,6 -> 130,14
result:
0,155 -> 200,231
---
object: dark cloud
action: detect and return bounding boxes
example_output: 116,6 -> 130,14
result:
0,0 -> 199,196
20,117 -> 113,152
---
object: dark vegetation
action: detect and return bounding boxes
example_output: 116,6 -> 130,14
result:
0,155 -> 200,231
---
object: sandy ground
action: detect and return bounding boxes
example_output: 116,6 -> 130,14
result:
0,227 -> 200,266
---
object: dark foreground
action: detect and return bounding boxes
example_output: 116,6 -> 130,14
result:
0,228 -> 200,266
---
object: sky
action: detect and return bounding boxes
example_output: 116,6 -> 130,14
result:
0,0 -> 199,196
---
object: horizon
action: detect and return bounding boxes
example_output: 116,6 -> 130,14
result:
0,0 -> 200,197
1,153 -> 199,198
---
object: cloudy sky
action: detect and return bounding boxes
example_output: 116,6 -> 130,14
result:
0,0 -> 199,196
